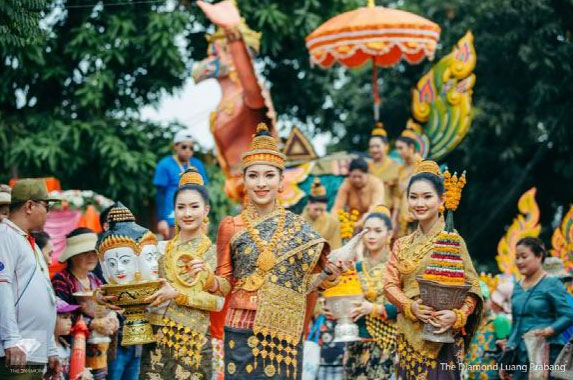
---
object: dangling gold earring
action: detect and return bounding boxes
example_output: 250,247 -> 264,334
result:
203,216 -> 209,224
439,205 -> 445,214
278,185 -> 284,193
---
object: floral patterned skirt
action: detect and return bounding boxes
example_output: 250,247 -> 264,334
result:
343,340 -> 396,380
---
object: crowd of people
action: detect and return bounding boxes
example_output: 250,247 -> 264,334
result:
0,122 -> 572,380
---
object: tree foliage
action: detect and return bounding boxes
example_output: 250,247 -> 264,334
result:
0,0 -> 46,46
0,0 -> 192,214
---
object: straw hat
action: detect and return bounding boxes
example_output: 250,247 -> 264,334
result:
0,192 -> 10,205
544,257 -> 572,280
491,280 -> 514,314
0,184 -> 11,205
58,232 -> 98,263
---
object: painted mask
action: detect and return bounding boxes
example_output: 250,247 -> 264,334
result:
96,202 -> 150,285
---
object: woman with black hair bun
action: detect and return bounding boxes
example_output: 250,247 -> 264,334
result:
343,205 -> 398,380
384,160 -> 483,380
499,237 -> 573,380
140,167 -> 224,380
393,124 -> 423,237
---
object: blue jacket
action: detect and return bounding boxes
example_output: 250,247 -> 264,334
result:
153,156 -> 208,226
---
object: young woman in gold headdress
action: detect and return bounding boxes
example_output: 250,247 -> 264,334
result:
141,167 -> 224,380
208,123 -> 348,380
393,124 -> 423,238
368,123 -> 400,211
384,161 -> 482,380
343,205 -> 398,380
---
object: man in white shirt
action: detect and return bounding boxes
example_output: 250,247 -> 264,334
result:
0,179 -> 60,379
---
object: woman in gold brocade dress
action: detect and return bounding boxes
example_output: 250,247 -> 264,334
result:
141,167 -> 225,380
384,161 -> 483,380
207,123 -> 347,380
343,205 -> 397,380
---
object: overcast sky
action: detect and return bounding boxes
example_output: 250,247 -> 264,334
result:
140,77 -> 330,155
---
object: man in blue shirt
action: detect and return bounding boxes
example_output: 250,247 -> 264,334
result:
153,130 -> 208,239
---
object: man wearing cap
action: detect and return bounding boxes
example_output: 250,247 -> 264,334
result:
0,179 -> 60,379
0,184 -> 11,223
153,130 -> 208,239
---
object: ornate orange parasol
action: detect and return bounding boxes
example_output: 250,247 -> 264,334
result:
306,0 -> 440,119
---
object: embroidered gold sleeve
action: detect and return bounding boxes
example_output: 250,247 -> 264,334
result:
383,239 -> 413,311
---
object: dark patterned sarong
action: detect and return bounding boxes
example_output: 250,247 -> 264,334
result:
140,327 -> 212,380
224,327 -> 304,380
397,334 -> 464,380
344,340 -> 395,380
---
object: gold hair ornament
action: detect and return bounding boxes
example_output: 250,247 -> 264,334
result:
179,167 -> 204,187
443,167 -> 466,212
372,204 -> 391,218
310,177 -> 326,197
414,160 -> 442,177
371,122 -> 388,138
241,123 -> 286,170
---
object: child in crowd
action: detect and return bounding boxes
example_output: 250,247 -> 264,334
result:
45,298 -> 92,380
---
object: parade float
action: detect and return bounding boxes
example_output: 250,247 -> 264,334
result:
551,206 -> 573,280
194,1 -> 477,209
496,188 -> 573,292
495,188 -> 541,280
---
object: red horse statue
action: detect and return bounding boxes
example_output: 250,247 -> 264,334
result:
194,0 -> 276,202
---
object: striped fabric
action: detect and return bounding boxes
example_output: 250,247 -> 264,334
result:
51,268 -> 103,306
225,308 -> 256,330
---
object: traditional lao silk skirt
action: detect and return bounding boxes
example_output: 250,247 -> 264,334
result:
224,327 -> 303,380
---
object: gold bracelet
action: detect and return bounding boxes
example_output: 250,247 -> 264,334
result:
174,292 -> 189,306
370,304 -> 380,318
452,308 -> 467,329
403,299 -> 417,321
224,26 -> 242,42
203,269 -> 215,291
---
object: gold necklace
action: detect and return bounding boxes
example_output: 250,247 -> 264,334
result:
362,249 -> 388,301
396,235 -> 438,275
241,201 -> 286,272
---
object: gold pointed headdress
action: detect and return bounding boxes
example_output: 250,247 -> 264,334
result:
107,202 -> 136,223
179,167 -> 204,187
415,160 -> 442,177
400,121 -> 423,141
371,122 -> 388,138
310,177 -> 326,197
241,123 -> 286,170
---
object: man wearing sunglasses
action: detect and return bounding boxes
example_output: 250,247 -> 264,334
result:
0,179 -> 60,379
153,130 -> 209,239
